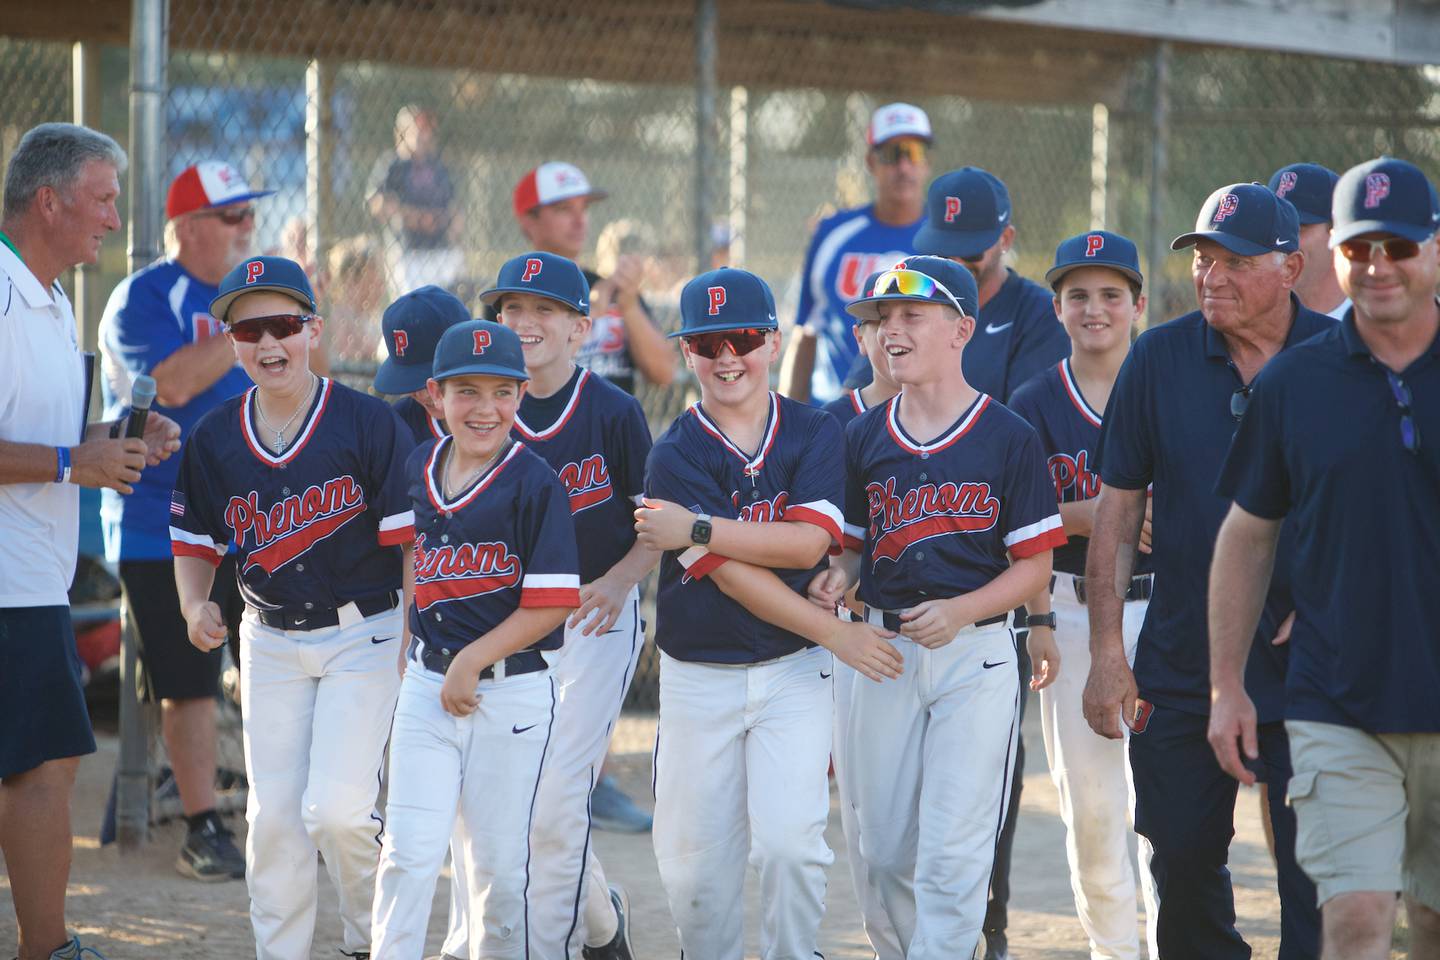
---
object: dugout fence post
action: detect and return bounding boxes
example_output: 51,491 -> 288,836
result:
1145,40 -> 1171,323
694,0 -> 718,272
71,42 -> 104,368
116,0 -> 169,851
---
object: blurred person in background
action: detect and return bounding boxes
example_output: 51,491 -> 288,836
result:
1268,162 -> 1349,319
368,104 -> 464,295
323,235 -> 388,364
98,160 -> 271,883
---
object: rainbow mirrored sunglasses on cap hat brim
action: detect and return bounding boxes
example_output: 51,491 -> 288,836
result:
869,269 -> 967,316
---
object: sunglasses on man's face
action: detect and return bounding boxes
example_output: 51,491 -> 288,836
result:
1337,236 -> 1426,263
227,313 -> 313,343
683,328 -> 771,359
199,205 -> 255,227
872,139 -> 927,167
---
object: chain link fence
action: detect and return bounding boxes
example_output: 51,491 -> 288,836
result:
6,11 -> 1440,729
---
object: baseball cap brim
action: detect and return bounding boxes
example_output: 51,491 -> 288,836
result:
210,283 -> 315,324
373,359 -> 432,396
1170,230 -> 1274,257
1329,219 -> 1438,248
433,361 -> 530,382
871,131 -> 934,147
520,188 -> 609,216
1044,261 -> 1144,289
914,222 -> 1002,261
845,291 -> 968,323
478,285 -> 585,312
1293,209 -> 1330,226
665,318 -> 778,339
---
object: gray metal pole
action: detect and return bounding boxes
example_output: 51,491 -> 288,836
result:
72,42 -> 104,367
118,0 -> 169,851
1146,41 -> 1171,322
694,0 -> 718,272
305,59 -> 335,295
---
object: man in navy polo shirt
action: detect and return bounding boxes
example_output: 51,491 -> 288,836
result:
1083,182 -> 1327,959
1210,157 -> 1440,960
1269,162 -> 1349,318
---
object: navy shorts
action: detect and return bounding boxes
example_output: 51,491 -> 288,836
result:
120,556 -> 242,702
0,605 -> 97,779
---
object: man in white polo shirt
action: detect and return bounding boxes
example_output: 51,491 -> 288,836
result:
0,123 -> 179,960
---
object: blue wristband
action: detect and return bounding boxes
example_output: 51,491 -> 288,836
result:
55,446 -> 71,484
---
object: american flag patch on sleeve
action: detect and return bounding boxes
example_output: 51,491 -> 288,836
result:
170,490 -> 186,518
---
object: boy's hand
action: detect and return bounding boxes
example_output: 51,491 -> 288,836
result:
440,652 -> 485,717
825,621 -> 903,682
806,566 -> 848,610
898,597 -> 970,649
569,574 -> 629,636
183,600 -> 228,652
634,498 -> 699,552
1027,626 -> 1060,690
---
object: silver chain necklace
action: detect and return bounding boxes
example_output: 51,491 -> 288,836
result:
443,439 -> 509,500
255,374 -> 318,451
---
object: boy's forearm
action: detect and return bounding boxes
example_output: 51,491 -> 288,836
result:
707,516 -> 831,569
174,555 -> 219,618
598,539 -> 661,590
454,606 -> 571,672
709,559 -> 837,644
951,552 -> 1053,625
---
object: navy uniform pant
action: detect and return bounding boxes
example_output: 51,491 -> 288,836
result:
1130,704 -> 1320,960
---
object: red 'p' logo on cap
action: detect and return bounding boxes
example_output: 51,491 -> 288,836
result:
944,196 -> 961,223
1085,234 -> 1105,257
392,330 -> 409,357
473,329 -> 491,354
707,286 -> 726,316
521,258 -> 543,283
245,260 -> 265,284
1365,173 -> 1391,209
1213,194 -> 1240,223
1276,171 -> 1298,199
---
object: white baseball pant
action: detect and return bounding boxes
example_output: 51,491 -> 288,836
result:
441,587 -> 643,959
371,651 -> 556,960
653,645 -> 834,960
846,610 -> 1019,960
1040,573 -> 1158,960
237,602 -> 403,960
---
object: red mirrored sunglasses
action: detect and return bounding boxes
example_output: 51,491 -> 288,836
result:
1336,236 -> 1425,263
227,313 -> 313,343
683,327 -> 771,359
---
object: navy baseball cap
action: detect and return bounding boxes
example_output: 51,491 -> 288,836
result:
1268,162 -> 1340,225
374,286 -> 471,395
914,167 -> 1012,260
1171,183 -> 1300,257
1045,230 -> 1144,289
672,268 -> 778,338
479,251 -> 590,314
211,256 -> 317,323
845,255 -> 979,323
432,319 -> 530,383
1330,157 -> 1440,248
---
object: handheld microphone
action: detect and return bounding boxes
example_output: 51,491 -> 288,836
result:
125,374 -> 157,440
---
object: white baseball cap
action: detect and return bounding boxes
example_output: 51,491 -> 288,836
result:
867,103 -> 933,147
166,161 -> 273,221
512,161 -> 609,220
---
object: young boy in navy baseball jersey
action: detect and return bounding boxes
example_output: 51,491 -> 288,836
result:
635,268 -> 902,960
373,284 -> 471,444
170,256 -> 416,960
811,256 -> 1064,959
370,319 -> 581,960
1008,232 -> 1157,960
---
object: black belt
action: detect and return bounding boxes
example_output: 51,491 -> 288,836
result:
253,591 -> 399,632
1067,573 -> 1154,605
411,639 -> 547,680
881,611 -> 1008,633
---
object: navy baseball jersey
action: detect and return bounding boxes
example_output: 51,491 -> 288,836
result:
408,437 -> 581,655
843,392 -> 1065,611
646,393 -> 845,664
798,205 -> 922,403
169,378 -> 416,609
392,395 -> 446,446
820,388 -> 872,431
512,366 -> 651,584
99,259 -> 252,562
1008,359 -> 1153,579
1097,302 -> 1333,722
1216,315 -> 1440,732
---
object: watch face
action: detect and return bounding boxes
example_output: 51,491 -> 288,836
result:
692,518 -> 712,545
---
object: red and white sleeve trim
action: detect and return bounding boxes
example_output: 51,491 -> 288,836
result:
377,510 -> 417,547
1004,514 -> 1067,559
519,572 -> 581,608
678,545 -> 727,580
785,500 -> 844,550
842,523 -> 866,553
170,526 -> 225,566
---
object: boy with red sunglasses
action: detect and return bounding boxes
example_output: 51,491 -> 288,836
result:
169,256 -> 416,959
634,268 -> 902,960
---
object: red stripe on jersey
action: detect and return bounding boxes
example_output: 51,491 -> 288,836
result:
1008,525 -> 1068,559
378,524 -> 415,547
688,392 -> 781,476
568,484 -> 613,513
871,513 -> 999,564
884,393 -> 990,456
1059,359 -> 1103,428
171,540 -> 224,566
843,532 -> 865,552
415,572 -> 523,610
514,369 -> 590,441
242,502 -> 367,574
520,586 -> 582,608
239,378 -> 332,468
849,389 -> 866,415
784,504 -> 843,547
681,552 -> 728,581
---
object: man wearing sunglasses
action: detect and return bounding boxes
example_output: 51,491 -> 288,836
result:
1084,182 -> 1330,960
1269,162 -> 1350,319
779,103 -> 931,405
1210,157 -> 1440,960
96,160 -> 271,884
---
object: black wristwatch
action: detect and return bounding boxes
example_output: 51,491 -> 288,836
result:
1025,612 -> 1057,629
690,513 -> 713,546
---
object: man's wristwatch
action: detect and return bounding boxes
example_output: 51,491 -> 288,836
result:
1025,612 -> 1057,629
690,513 -> 713,546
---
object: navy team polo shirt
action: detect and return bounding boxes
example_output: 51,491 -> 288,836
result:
1217,310 -> 1440,733
1096,296 -> 1333,722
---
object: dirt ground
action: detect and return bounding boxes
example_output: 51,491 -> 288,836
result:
1,707 -> 1288,959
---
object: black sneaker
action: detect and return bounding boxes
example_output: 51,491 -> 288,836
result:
176,816 -> 245,882
982,929 -> 1011,960
581,884 -> 633,960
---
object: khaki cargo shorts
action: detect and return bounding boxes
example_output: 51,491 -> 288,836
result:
1286,719 -> 1440,909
